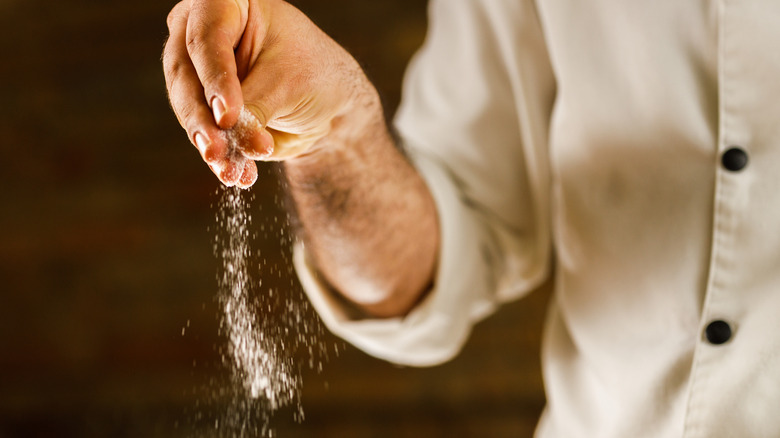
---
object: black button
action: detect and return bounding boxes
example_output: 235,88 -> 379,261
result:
722,147 -> 748,171
705,320 -> 732,345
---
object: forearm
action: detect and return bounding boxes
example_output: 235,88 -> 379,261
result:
283,84 -> 439,319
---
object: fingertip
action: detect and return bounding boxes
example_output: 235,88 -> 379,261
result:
236,161 -> 258,189
240,127 -> 275,160
203,147 -> 222,164
219,158 -> 244,186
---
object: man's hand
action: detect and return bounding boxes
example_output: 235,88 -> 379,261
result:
163,0 -> 368,187
163,0 -> 439,318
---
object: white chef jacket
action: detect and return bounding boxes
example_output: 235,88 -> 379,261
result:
294,0 -> 780,436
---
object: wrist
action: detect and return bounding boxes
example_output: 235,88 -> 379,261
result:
285,74 -> 387,169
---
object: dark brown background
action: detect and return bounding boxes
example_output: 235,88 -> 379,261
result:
0,1 -> 549,437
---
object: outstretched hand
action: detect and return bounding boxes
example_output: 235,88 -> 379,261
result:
163,0 -> 367,188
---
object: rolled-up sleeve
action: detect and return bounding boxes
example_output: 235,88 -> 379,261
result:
294,0 -> 556,366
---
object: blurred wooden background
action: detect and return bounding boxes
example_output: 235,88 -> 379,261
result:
0,1 -> 549,437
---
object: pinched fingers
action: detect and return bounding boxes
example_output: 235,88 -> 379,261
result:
164,0 -> 344,187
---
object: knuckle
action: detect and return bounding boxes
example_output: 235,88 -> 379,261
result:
162,53 -> 185,89
185,21 -> 231,58
185,30 -> 233,95
202,70 -> 229,96
166,1 -> 186,30
178,102 -> 200,132
165,10 -> 176,30
165,71 -> 196,125
180,106 -> 197,126
160,33 -> 178,64
185,30 -> 208,55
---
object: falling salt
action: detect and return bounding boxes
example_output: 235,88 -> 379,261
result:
182,107 -> 343,437
215,118 -> 297,408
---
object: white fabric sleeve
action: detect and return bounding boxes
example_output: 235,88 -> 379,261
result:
294,0 -> 556,366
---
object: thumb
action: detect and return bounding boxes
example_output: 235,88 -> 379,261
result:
229,104 -> 276,161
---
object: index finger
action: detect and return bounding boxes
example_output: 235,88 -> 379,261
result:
186,0 -> 249,128
164,1 -> 241,186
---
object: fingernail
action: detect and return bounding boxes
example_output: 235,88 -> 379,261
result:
211,96 -> 226,125
194,132 -> 210,154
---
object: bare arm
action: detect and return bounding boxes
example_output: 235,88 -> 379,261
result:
163,0 -> 438,317
284,82 -> 439,318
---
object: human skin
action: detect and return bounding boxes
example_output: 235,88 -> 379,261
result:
162,0 -> 438,317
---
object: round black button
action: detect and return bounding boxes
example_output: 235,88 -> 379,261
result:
705,320 -> 732,345
722,147 -> 748,172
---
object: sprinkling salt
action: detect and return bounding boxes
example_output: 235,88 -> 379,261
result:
215,111 -> 298,408
218,107 -> 271,172
184,108 -> 342,437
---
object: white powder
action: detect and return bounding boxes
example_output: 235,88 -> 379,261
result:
215,187 -> 297,408
223,108 -> 263,160
214,108 -> 298,410
217,107 -> 271,181
185,107 -> 340,437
